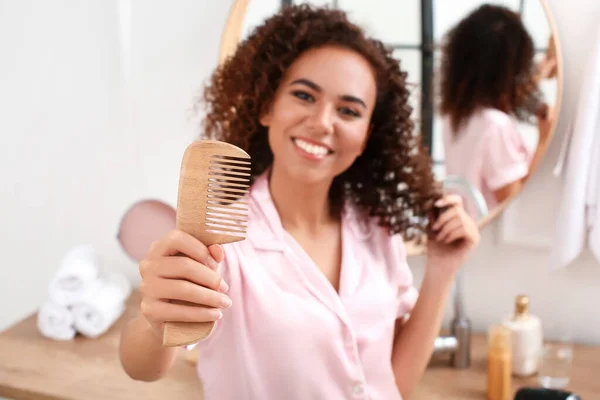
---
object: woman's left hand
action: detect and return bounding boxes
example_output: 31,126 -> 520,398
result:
427,194 -> 480,277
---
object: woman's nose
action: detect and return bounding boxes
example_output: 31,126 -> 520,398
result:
309,103 -> 335,136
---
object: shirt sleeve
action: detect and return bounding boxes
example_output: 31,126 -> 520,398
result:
481,120 -> 531,191
388,233 -> 419,319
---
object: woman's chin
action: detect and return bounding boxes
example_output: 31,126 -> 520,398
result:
273,163 -> 335,187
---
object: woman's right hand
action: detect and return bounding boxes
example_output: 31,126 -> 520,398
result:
137,229 -> 232,340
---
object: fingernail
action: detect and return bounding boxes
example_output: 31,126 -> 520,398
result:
435,199 -> 445,207
218,280 -> 229,293
212,309 -> 223,320
220,296 -> 232,308
207,256 -> 219,269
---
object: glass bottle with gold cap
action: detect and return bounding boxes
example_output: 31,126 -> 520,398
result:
503,294 -> 543,377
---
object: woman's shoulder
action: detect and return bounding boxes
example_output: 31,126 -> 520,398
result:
442,108 -> 516,144
342,204 -> 408,259
346,207 -> 413,288
477,107 -> 517,131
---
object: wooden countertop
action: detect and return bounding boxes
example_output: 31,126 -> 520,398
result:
412,338 -> 600,399
0,291 -> 203,400
1,290 -> 598,400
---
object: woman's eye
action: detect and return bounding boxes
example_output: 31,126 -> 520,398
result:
339,107 -> 360,117
292,90 -> 314,102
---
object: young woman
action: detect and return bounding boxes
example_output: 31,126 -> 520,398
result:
119,5 -> 480,400
439,4 -> 553,213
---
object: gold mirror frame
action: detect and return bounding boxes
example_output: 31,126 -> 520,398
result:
217,0 -> 564,254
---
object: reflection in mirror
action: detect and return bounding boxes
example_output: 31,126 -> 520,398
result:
436,3 -> 559,220
231,0 -> 561,225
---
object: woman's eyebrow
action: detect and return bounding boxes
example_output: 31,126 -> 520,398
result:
290,78 -> 367,109
290,78 -> 321,92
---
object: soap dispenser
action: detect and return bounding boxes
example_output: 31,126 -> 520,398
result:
503,295 -> 543,377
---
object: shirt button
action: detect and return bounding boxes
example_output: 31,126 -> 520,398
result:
351,382 -> 365,398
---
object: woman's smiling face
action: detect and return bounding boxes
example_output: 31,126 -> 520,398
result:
260,45 -> 377,185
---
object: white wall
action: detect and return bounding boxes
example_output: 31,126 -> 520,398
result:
0,0 -> 598,347
0,0 -> 233,331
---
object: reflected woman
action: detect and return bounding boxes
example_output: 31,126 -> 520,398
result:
439,4 -> 553,214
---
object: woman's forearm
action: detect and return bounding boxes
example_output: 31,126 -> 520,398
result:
119,315 -> 179,382
525,126 -> 551,181
391,269 -> 455,399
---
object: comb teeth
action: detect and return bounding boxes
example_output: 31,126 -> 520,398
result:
204,155 -> 251,237
210,154 -> 251,166
208,186 -> 248,196
204,202 -> 249,237
209,160 -> 250,172
208,179 -> 249,189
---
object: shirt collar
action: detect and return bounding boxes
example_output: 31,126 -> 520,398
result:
246,169 -> 285,251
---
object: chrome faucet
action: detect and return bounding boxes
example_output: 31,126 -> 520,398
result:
432,175 -> 488,368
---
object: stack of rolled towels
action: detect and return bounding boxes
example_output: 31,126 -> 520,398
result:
37,245 -> 132,341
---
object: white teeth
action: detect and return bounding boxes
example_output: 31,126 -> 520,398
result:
293,138 -> 329,157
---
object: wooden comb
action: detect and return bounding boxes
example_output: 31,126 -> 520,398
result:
162,140 -> 251,347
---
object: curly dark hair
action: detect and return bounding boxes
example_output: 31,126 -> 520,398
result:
198,4 -> 443,240
438,4 -> 545,133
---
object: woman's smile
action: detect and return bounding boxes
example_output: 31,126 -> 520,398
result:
291,136 -> 334,161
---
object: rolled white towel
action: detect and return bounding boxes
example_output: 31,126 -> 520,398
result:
48,244 -> 103,306
36,301 -> 76,341
72,271 -> 132,338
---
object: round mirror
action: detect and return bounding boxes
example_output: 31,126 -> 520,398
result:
219,0 -> 563,252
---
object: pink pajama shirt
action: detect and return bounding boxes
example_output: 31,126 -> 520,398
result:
193,171 -> 418,400
442,108 -> 533,215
